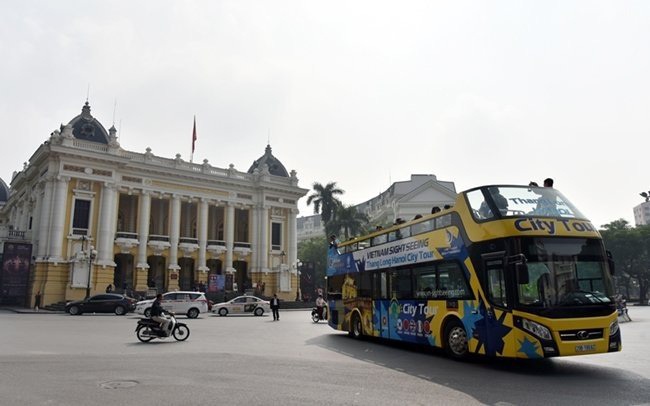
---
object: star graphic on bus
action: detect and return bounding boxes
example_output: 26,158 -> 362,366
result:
473,301 -> 512,356
461,301 -> 483,339
517,337 -> 542,359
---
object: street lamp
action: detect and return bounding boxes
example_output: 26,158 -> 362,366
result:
82,236 -> 97,299
296,260 -> 302,301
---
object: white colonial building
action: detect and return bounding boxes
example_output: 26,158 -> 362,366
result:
0,102 -> 307,307
297,174 -> 457,241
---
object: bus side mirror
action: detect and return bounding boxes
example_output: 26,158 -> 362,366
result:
516,263 -> 529,284
606,250 -> 615,275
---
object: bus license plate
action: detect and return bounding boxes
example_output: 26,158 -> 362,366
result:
575,344 -> 596,352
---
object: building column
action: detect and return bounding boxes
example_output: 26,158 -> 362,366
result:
128,193 -> 138,232
288,208 -> 298,273
259,205 -> 269,272
48,176 -> 69,262
97,183 -> 117,266
250,205 -> 259,272
169,194 -> 181,271
36,178 -> 54,259
198,198 -> 208,272
136,191 -> 151,270
225,202 -> 235,272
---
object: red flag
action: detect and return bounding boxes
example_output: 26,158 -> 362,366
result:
192,116 -> 197,154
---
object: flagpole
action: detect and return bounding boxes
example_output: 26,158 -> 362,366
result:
191,115 -> 197,163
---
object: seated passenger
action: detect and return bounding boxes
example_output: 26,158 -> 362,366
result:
489,187 -> 509,216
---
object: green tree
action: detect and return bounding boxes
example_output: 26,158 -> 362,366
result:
326,203 -> 370,240
306,182 -> 344,224
601,219 -> 650,304
297,236 -> 328,294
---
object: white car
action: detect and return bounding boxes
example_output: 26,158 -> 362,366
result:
135,291 -> 209,319
213,295 -> 270,317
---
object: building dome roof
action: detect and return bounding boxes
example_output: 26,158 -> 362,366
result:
0,177 -> 9,203
66,102 -> 109,144
247,144 -> 289,177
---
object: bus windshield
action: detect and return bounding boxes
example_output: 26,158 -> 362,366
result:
517,237 -> 613,308
466,185 -> 586,220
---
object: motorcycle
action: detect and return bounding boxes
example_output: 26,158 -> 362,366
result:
311,306 -> 327,323
135,313 -> 190,342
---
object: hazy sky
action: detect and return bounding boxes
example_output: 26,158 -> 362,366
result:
1,1 -> 648,228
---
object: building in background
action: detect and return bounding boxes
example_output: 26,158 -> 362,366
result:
0,102 -> 307,307
297,174 -> 457,241
633,201 -> 650,226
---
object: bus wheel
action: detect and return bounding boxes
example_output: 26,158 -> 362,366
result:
444,320 -> 468,358
349,313 -> 363,339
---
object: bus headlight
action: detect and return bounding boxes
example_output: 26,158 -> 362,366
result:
609,320 -> 619,336
521,318 -> 552,341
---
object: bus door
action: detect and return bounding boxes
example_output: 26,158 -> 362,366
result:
479,253 -> 510,356
373,271 -> 390,338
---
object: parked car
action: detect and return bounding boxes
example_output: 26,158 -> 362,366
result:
212,295 -> 270,316
134,291 -> 209,319
65,293 -> 137,316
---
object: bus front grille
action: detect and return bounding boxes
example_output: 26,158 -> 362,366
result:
559,328 -> 603,341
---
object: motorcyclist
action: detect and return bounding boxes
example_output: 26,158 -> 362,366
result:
315,294 -> 326,320
150,293 -> 172,335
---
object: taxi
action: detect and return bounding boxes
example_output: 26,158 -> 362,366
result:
212,295 -> 270,316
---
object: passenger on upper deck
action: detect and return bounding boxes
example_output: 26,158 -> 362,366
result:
532,178 -> 557,216
478,187 -> 509,218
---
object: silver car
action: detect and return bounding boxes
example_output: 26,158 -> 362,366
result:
135,291 -> 208,319
213,295 -> 270,317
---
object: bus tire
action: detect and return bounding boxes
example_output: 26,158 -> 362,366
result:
349,312 -> 363,339
444,319 -> 468,359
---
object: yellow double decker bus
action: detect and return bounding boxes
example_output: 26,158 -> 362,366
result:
325,185 -> 620,359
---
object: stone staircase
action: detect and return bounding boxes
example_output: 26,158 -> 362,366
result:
42,301 -> 67,312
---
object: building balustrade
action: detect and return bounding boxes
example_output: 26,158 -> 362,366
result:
7,229 -> 26,239
149,234 -> 170,242
115,231 -> 138,239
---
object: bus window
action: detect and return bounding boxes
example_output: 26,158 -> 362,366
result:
373,272 -> 388,299
359,271 -> 372,297
467,189 -> 494,221
400,226 -> 411,239
372,234 -> 387,246
327,274 -> 345,300
487,267 -> 507,307
436,214 -> 451,228
413,266 -> 436,298
411,220 -> 434,235
577,262 -> 606,293
388,230 -> 400,242
389,269 -> 412,299
358,239 -> 371,249
437,262 -> 471,299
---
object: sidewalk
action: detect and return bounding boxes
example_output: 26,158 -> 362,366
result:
0,306 -> 63,314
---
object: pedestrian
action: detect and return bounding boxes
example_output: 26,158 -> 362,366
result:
270,293 -> 280,321
105,284 -> 113,293
34,290 -> 41,312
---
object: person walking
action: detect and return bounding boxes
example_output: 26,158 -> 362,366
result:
270,293 -> 280,321
34,290 -> 41,312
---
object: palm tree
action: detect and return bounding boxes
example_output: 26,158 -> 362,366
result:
327,204 -> 369,240
306,182 -> 344,224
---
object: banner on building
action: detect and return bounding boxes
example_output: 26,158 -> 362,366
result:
0,242 -> 32,305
